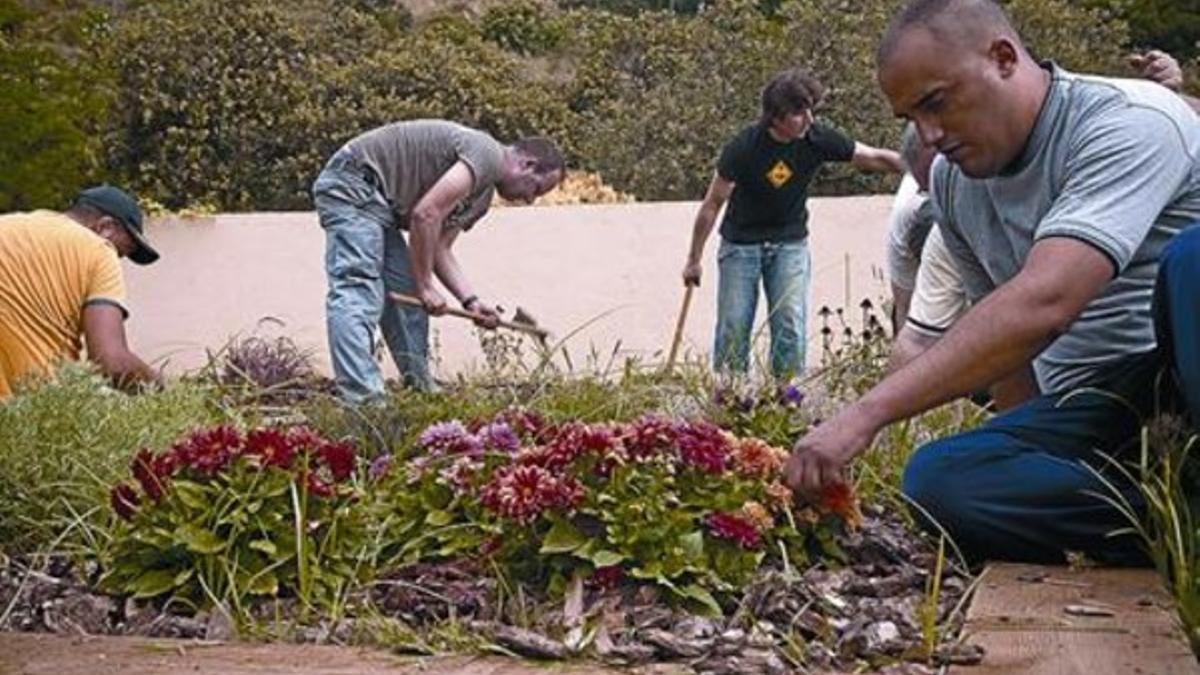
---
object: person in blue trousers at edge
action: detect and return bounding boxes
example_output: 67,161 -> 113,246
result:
681,68 -> 904,384
786,0 -> 1200,566
312,120 -> 564,403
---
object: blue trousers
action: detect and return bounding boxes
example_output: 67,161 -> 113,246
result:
903,227 -> 1200,565
713,238 -> 811,379
313,150 -> 434,402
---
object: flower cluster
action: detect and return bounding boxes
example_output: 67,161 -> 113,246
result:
675,421 -> 730,474
705,511 -> 762,549
620,415 -> 679,462
731,437 -> 787,480
418,421 -> 484,458
110,425 -> 358,521
479,464 -> 585,524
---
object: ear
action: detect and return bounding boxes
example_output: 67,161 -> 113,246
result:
989,38 -> 1020,78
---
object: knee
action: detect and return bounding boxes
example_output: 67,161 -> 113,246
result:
902,438 -> 972,525
1164,227 -> 1200,272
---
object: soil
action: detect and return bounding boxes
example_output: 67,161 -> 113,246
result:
0,506 -> 973,675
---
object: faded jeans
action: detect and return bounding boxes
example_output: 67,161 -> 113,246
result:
312,150 -> 434,402
713,238 -> 811,379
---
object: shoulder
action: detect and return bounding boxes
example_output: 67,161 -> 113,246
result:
1059,70 -> 1200,157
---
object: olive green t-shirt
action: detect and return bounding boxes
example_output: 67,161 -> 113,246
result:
346,119 -> 506,231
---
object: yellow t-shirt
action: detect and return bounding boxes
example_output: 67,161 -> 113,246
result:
0,211 -> 128,399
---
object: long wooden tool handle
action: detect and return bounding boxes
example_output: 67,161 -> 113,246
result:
388,292 -> 549,340
665,284 -> 695,372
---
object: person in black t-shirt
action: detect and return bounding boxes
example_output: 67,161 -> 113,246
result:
682,68 -> 903,380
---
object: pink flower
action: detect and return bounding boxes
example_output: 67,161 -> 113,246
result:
478,422 -> 521,453
480,465 -> 585,524
243,428 -> 296,470
526,422 -> 622,471
418,421 -> 483,458
111,483 -> 141,521
676,421 -> 729,474
438,456 -> 482,492
705,512 -> 762,549
494,407 -> 547,442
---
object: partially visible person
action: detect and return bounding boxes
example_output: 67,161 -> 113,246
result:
885,121 -> 940,333
0,186 -> 162,399
1130,49 -> 1200,113
313,119 -> 564,403
682,68 -> 904,381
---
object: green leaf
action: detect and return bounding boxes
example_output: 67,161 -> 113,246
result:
425,509 -> 454,527
172,480 -> 209,510
248,539 -> 277,556
130,569 -> 179,599
678,583 -> 722,617
247,570 -> 279,596
174,523 -> 227,554
590,549 -> 625,567
539,518 -> 588,554
679,530 -> 704,561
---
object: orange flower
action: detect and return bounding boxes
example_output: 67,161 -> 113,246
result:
819,481 -> 862,530
732,438 -> 787,480
741,501 -> 774,532
765,481 -> 794,512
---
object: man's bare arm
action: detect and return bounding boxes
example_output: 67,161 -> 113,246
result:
83,304 -> 160,390
409,161 -> 475,311
851,142 -> 904,173
682,174 -> 734,286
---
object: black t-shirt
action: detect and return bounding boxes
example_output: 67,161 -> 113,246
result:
717,121 -> 855,243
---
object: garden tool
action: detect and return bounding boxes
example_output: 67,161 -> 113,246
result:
664,283 -> 695,374
388,292 -> 550,347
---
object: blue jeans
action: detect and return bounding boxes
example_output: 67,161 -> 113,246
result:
713,238 -> 811,379
903,226 -> 1200,565
312,150 -> 434,402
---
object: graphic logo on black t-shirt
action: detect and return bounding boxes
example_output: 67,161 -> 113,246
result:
766,160 -> 794,189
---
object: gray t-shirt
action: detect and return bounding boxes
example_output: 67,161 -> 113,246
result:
346,119 -> 506,231
930,65 -> 1200,394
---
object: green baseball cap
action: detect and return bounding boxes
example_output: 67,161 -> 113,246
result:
74,185 -> 159,265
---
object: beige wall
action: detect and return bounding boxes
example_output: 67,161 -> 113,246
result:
122,196 -> 893,378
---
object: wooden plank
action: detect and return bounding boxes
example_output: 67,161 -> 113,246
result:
955,563 -> 1199,675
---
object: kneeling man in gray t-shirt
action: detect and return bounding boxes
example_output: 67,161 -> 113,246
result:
785,0 -> 1200,565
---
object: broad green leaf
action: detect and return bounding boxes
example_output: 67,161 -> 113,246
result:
540,518 -> 588,554
173,480 -> 209,511
130,568 -> 178,598
590,550 -> 625,567
678,583 -> 722,617
679,530 -> 704,561
248,539 -> 277,556
247,571 -> 279,596
425,510 -> 454,527
175,523 -> 227,554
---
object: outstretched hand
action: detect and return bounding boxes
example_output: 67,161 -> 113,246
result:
785,403 -> 881,496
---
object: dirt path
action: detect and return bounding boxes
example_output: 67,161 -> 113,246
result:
0,632 -> 684,675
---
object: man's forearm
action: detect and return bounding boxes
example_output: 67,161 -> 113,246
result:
687,207 -> 719,263
408,217 -> 441,289
433,247 -> 473,303
95,352 -> 160,391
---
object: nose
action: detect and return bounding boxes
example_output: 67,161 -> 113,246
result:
914,116 -> 944,147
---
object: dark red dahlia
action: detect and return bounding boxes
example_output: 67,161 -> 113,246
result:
318,440 -> 356,482
130,449 -> 172,502
110,483 -> 141,521
676,421 -> 729,474
480,465 -> 584,524
306,472 -> 334,498
705,511 -> 762,549
621,415 -> 680,462
243,428 -> 296,469
591,565 -> 625,589
175,425 -> 242,477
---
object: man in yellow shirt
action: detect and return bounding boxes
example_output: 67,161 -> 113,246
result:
0,186 -> 161,399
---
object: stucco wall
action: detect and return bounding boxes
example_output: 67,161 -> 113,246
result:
122,196 -> 894,378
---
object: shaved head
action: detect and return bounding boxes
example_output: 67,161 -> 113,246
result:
878,0 -> 1021,68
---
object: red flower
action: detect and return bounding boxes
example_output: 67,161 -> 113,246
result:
131,448 -> 175,502
676,421 -> 729,474
705,511 -> 762,549
480,465 -> 584,524
621,416 -> 679,462
495,407 -> 547,442
306,472 -> 334,498
318,440 -> 356,482
592,565 -> 624,589
527,422 -> 622,471
110,483 -> 141,521
174,426 -> 242,477
244,428 -> 296,469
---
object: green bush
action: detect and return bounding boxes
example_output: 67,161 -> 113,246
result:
80,0 -> 1135,209
0,1 -> 113,210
